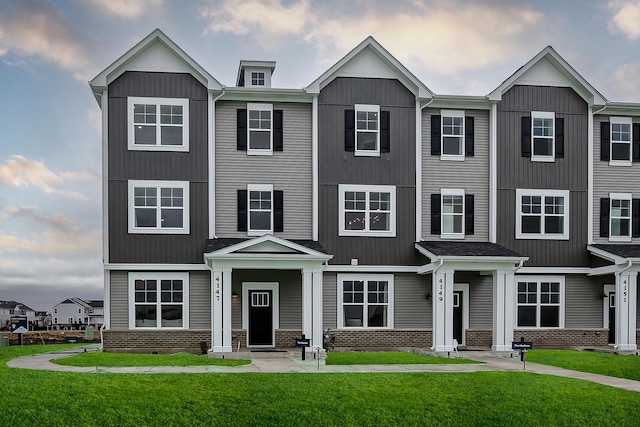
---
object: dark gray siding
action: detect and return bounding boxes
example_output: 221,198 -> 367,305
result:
496,85 -> 589,266
318,77 -> 419,265
565,274 -> 606,329
108,71 -> 208,264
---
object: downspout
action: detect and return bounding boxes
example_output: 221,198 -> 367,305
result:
588,104 -> 607,245
209,87 -> 226,239
514,259 -> 524,273
415,98 -> 435,243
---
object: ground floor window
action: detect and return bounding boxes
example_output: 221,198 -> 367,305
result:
337,274 -> 393,328
128,272 -> 189,329
516,275 -> 564,328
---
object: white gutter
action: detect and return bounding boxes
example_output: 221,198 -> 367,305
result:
312,95 -> 319,241
416,98 -> 435,243
588,105 -> 607,245
209,88 -> 226,239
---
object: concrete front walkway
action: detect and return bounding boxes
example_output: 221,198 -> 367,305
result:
6,346 -> 640,393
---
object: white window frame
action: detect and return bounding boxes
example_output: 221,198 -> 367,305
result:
128,272 -> 189,329
516,189 -> 569,240
515,275 -> 564,329
337,274 -> 394,329
250,71 -> 265,86
354,104 -> 380,157
247,184 -> 273,236
441,188 -> 465,239
128,180 -> 190,234
440,110 -> 465,161
609,192 -> 632,242
68,317 -> 74,324
610,116 -> 633,166
247,103 -> 273,155
531,111 -> 555,162
127,97 -> 189,152
338,184 -> 396,237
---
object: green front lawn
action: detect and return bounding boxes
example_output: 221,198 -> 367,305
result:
54,350 -> 250,367
326,351 -> 482,365
527,349 -> 640,381
1,345 -> 639,426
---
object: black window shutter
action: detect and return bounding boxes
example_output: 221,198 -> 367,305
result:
237,190 -> 247,232
601,122 -> 610,161
274,190 -> 284,232
633,199 -> 640,237
380,110 -> 390,153
600,198 -> 610,238
555,117 -> 564,158
237,109 -> 247,151
431,194 -> 441,234
273,110 -> 283,151
465,194 -> 474,235
633,123 -> 640,162
521,116 -> 531,157
465,116 -> 474,157
431,115 -> 441,155
345,110 -> 355,152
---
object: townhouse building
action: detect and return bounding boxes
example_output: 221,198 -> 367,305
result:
52,298 -> 104,327
89,29 -> 638,354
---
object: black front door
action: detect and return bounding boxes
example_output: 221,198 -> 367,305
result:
608,293 -> 616,344
453,291 -> 463,345
248,290 -> 273,346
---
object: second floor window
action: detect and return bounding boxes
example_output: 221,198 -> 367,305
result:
128,97 -> 189,151
611,116 -> 632,163
128,180 -> 190,234
355,104 -> 380,155
339,184 -> 396,237
237,185 -> 284,235
531,111 -> 554,161
516,189 -> 569,240
248,103 -> 272,153
441,110 -> 464,158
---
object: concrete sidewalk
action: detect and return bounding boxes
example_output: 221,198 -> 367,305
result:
6,346 -> 640,393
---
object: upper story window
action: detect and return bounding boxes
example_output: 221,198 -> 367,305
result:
128,97 -> 189,152
441,110 -> 464,159
516,189 -> 569,240
237,185 -> 284,236
247,103 -> 272,154
531,111 -> 554,161
337,274 -> 394,329
600,193 -> 639,241
516,276 -> 564,329
251,72 -> 265,86
339,184 -> 396,237
610,117 -> 632,165
430,190 -> 474,238
355,104 -> 380,156
128,180 -> 190,234
129,273 -> 189,329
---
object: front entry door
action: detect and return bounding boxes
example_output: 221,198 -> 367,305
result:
248,290 -> 273,346
453,291 -> 463,345
608,292 -> 616,344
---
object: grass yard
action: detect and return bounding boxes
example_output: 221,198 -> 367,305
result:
54,350 -> 250,367
326,351 -> 481,365
527,349 -> 640,381
1,345 -> 640,426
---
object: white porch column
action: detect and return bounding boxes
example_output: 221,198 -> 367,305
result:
492,269 -> 515,351
615,271 -> 638,351
432,268 -> 454,352
302,268 -> 313,345
212,268 -> 223,352
311,269 -> 323,351
221,268 -> 232,352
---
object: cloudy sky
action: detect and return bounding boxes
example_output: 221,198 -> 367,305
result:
2,0 -> 640,311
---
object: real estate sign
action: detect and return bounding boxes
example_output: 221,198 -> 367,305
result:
10,317 -> 28,333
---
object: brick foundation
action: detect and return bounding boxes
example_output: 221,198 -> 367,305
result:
330,329 -> 432,350
465,330 -> 493,347
103,330 -> 212,353
512,329 -> 609,348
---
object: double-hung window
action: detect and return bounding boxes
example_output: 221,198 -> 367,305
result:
128,97 -> 189,151
355,104 -> 380,156
516,189 -> 569,240
339,184 -> 396,237
441,189 -> 464,238
610,193 -> 632,241
248,184 -> 273,236
251,72 -> 265,86
128,180 -> 189,234
441,110 -> 464,159
610,117 -> 632,164
129,273 -> 188,329
516,276 -> 564,328
247,103 -> 272,154
531,111 -> 555,161
338,274 -> 393,328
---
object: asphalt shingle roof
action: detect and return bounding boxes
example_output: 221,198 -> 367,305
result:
416,241 -> 524,258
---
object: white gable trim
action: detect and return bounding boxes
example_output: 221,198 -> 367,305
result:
204,235 -> 332,260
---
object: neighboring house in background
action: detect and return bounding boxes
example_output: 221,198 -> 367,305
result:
52,298 -> 104,327
0,300 -> 37,329
89,29 -> 638,354
35,311 -> 52,329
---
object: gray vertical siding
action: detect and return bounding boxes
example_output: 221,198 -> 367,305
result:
318,77 -> 419,266
593,115 -> 640,243
455,272 -> 494,329
422,109 -> 490,241
189,271 -> 211,329
215,101 -> 313,239
323,273 -> 337,329
110,271 -> 128,329
497,85 -> 589,267
564,274 -> 606,328
108,71 -> 209,264
394,273 -> 431,328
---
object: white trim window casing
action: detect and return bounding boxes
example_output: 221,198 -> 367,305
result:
128,180 -> 190,234
339,184 -> 396,237
516,189 -> 569,240
128,273 -> 189,329
441,188 -> 465,239
610,116 -> 632,165
128,97 -> 189,151
354,104 -> 380,156
247,184 -> 273,236
250,71 -> 265,87
531,111 -> 555,162
609,192 -> 632,242
337,274 -> 394,329
247,103 -> 273,155
515,276 -> 564,329
441,110 -> 465,160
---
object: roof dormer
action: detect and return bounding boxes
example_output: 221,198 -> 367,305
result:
236,60 -> 276,88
